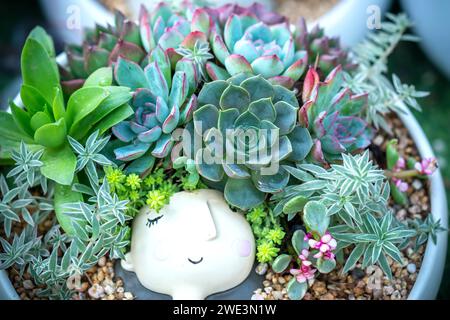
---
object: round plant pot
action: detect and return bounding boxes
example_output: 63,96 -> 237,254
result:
39,0 -> 391,47
400,0 -> 450,80
0,57 -> 447,299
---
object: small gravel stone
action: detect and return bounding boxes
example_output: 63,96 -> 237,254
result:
255,263 -> 269,276
22,280 -> 34,290
407,263 -> 417,274
98,256 -> 107,267
123,292 -> 134,300
88,284 -> 105,300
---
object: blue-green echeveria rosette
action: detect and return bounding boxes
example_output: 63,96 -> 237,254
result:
192,73 -> 313,210
299,66 -> 373,164
112,45 -> 198,176
206,13 -> 308,89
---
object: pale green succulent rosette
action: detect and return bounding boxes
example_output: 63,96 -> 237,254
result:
206,13 -> 308,89
192,73 -> 313,210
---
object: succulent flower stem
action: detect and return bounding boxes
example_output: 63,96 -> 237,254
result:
384,169 -> 420,179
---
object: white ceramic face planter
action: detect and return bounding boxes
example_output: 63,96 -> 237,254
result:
121,189 -> 256,300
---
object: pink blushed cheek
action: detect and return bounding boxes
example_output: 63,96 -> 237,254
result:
233,239 -> 252,258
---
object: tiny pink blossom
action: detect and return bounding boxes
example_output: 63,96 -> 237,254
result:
394,178 -> 409,192
415,158 -> 437,176
304,233 -> 313,241
395,157 -> 406,170
290,249 -> 317,283
308,232 -> 337,261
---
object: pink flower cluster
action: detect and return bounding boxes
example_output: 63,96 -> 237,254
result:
392,157 -> 409,192
290,249 -> 316,283
415,158 -> 437,176
290,232 -> 338,284
306,232 -> 337,260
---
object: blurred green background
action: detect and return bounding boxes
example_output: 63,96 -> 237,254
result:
0,1 -> 448,298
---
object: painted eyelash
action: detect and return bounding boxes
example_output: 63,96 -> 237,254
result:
146,215 -> 163,228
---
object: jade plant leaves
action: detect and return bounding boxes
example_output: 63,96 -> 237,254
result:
303,201 -> 330,235
272,254 -> 292,273
292,229 -> 308,255
317,257 -> 336,274
287,278 -> 308,300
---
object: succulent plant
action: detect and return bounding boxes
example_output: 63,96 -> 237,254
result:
0,27 -> 133,186
112,46 -> 198,176
205,3 -> 288,27
192,73 -> 313,210
140,2 -> 214,76
299,66 -> 373,164
206,11 -> 308,88
61,11 -> 146,95
294,18 -> 355,76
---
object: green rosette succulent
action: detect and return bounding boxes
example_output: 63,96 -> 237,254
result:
299,66 -> 373,164
112,46 -> 198,175
191,73 -> 313,210
0,27 -> 133,186
205,11 -> 308,88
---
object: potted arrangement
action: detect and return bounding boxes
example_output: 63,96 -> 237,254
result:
0,1 -> 447,300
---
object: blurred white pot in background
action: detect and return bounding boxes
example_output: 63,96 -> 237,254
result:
40,0 -> 391,47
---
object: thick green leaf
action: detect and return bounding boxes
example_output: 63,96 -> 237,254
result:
251,167 -> 290,193
54,182 -> 83,236
272,254 -> 292,273
317,258 -> 336,274
84,67 -> 113,87
219,84 -> 250,112
303,201 -> 330,235
40,143 -> 77,185
30,111 -> 52,132
198,80 -> 229,107
34,118 -> 67,149
0,111 -> 34,143
21,36 -> 59,105
52,87 -> 65,120
29,26 -> 55,58
9,100 -> 33,137
115,57 -> 148,90
69,87 -> 132,139
20,85 -> 46,114
90,103 -> 134,136
287,278 -> 308,300
390,182 -> 408,206
292,230 -> 308,255
386,140 -> 399,170
288,126 -> 313,162
283,195 -> 308,215
65,87 -> 110,129
224,178 -> 265,210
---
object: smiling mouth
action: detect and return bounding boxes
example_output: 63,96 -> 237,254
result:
188,257 -> 204,265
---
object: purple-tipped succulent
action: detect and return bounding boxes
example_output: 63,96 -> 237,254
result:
295,18 -> 356,76
205,3 -> 288,27
299,66 -> 373,164
206,10 -> 307,88
61,11 -> 146,95
112,46 -> 198,175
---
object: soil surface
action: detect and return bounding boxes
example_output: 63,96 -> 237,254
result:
275,0 -> 340,23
